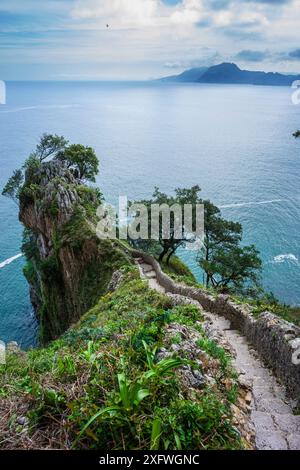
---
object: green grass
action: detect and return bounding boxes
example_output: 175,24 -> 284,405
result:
231,293 -> 300,326
0,268 -> 243,450
251,301 -> 300,326
160,256 -> 198,286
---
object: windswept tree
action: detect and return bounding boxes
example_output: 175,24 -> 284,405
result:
199,200 -> 242,286
56,144 -> 99,182
34,133 -> 68,162
131,184 -> 262,292
130,185 -> 203,264
197,200 -> 262,293
2,134 -> 100,205
2,169 -> 24,205
200,244 -> 262,293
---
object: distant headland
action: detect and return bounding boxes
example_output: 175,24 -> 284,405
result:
160,62 -> 300,87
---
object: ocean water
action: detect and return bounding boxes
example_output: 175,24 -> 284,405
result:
0,81 -> 300,348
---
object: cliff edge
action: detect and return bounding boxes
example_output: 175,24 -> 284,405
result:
19,158 -> 130,343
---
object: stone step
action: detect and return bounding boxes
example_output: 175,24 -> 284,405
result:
145,271 -> 157,279
140,263 -> 154,273
256,430 -> 288,450
149,279 -> 165,293
256,398 -> 292,415
272,413 -> 300,434
286,434 -> 300,450
137,258 -> 300,450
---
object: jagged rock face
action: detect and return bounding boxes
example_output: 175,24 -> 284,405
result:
20,162 -> 80,258
19,161 -> 129,343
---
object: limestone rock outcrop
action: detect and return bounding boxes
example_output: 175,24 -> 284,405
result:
19,160 -> 130,343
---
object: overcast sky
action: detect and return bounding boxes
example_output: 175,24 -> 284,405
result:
0,0 -> 300,80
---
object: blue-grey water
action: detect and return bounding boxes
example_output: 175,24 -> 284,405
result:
0,81 -> 300,348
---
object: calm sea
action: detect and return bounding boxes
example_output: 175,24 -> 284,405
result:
0,81 -> 300,348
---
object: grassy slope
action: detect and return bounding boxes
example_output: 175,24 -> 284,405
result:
0,265 -> 243,450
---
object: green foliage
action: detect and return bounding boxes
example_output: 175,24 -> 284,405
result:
130,186 -> 261,294
197,198 -> 262,294
56,144 -> 99,182
142,341 -> 184,380
8,135 -> 113,343
60,206 -> 94,248
0,133 -> 251,450
43,388 -> 66,408
62,327 -> 106,346
56,355 -> 77,378
39,256 -> 61,283
23,260 -> 37,286
155,395 -> 242,450
80,341 -> 99,364
77,184 -> 103,210
2,134 -> 99,212
23,154 -> 41,171
150,418 -> 162,450
35,133 -> 68,162
22,229 -> 39,260
170,304 -> 204,327
197,337 -> 230,370
226,383 -> 239,404
76,371 -> 151,444
76,347 -> 184,446
130,185 -> 202,264
201,244 -> 262,294
161,255 -> 196,281
250,296 -> 300,326
0,270 -> 243,450
1,169 -> 24,204
19,183 -> 41,203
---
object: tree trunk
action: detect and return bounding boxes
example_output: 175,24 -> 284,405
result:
159,248 -> 168,262
205,237 -> 210,287
166,249 -> 176,265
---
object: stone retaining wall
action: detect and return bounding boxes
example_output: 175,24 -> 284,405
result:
132,250 -> 300,400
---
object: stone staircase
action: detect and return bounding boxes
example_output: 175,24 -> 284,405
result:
135,257 -> 300,451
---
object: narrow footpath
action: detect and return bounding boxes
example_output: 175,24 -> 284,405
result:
136,258 -> 300,450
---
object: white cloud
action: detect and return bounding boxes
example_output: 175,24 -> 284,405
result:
170,0 -> 206,25
1,0 -> 300,79
70,0 -> 273,30
71,0 -> 163,27
213,4 -> 269,27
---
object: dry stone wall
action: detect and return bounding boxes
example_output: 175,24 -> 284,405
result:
132,250 -> 300,400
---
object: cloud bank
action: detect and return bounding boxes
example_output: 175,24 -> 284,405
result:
0,0 -> 299,79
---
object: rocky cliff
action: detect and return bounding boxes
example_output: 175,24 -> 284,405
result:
19,159 -> 130,343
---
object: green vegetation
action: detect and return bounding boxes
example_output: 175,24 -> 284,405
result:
160,256 -> 300,327
56,144 -> 99,182
1,169 -> 23,204
0,268 -> 243,450
2,134 -> 130,343
198,199 -> 261,294
1,133 -> 299,451
2,134 -> 100,207
131,186 -> 262,296
160,255 -> 197,285
248,295 -> 300,326
34,134 -> 68,162
130,186 -> 203,264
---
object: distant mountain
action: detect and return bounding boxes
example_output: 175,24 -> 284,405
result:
161,66 -> 208,82
160,62 -> 300,86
